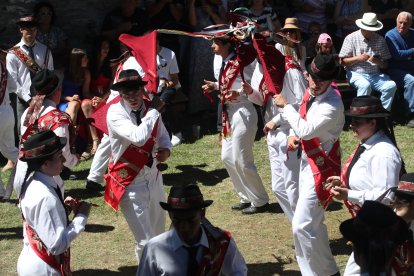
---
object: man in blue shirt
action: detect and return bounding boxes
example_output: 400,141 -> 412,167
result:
385,11 -> 414,127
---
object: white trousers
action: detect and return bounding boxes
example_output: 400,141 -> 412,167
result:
17,244 -> 60,276
343,252 -> 360,276
221,102 -> 269,207
267,129 -> 300,222
292,161 -> 338,276
119,169 -> 166,263
87,134 -> 111,184
0,105 -> 18,196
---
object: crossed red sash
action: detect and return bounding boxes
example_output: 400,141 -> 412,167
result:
104,101 -> 159,211
8,46 -> 42,74
19,109 -> 73,159
218,59 -> 240,138
298,88 -> 341,204
195,221 -> 232,276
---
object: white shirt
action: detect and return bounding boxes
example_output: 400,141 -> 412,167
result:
157,47 -> 180,89
212,53 -> 256,106
348,130 -> 401,205
14,99 -> 78,196
275,43 -> 307,73
6,39 -> 54,102
249,62 -> 306,130
137,226 -> 247,276
107,100 -> 171,171
18,172 -> 87,275
282,86 -> 344,154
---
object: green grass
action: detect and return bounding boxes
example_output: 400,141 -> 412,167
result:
1,125 -> 414,275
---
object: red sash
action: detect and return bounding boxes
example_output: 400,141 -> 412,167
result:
24,222 -> 71,276
219,59 -> 241,138
299,88 -> 341,204
392,240 -> 414,276
104,105 -> 159,211
8,46 -> 42,73
19,109 -> 73,159
0,60 -> 7,104
196,220 -> 232,276
340,145 -> 363,218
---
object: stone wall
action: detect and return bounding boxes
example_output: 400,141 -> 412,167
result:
0,0 -> 119,50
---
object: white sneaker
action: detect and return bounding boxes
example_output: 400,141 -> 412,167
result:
171,132 -> 183,147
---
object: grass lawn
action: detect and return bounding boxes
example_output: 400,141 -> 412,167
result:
1,125 -> 414,275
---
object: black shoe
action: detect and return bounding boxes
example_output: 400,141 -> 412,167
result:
331,272 -> 340,276
241,203 -> 269,214
86,180 -> 104,191
231,202 -> 251,210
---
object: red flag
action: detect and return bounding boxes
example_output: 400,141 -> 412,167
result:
119,31 -> 158,93
90,96 -> 121,135
252,33 -> 285,95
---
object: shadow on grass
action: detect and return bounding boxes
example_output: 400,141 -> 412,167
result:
247,262 -> 301,276
331,237 -> 353,256
0,226 -> 22,240
84,224 -> 115,233
74,265 -> 136,275
267,202 -> 285,214
164,164 -> 228,186
326,201 -> 343,212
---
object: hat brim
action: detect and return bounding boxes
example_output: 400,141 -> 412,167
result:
159,200 -> 213,211
281,25 -> 301,31
20,137 -> 66,162
307,63 -> 340,81
393,188 -> 414,198
17,22 -> 38,28
46,70 -> 63,97
339,218 -> 361,244
111,80 -> 148,91
355,19 -> 383,31
344,110 -> 390,118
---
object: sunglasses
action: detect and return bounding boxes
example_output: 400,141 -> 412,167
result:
283,29 -> 296,34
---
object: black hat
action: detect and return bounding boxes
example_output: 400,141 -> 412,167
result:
345,96 -> 390,118
307,53 -> 340,81
16,16 -> 37,28
160,185 -> 213,211
393,173 -> 414,197
30,69 -> 62,97
340,201 -> 409,246
20,130 -> 66,162
110,69 -> 147,91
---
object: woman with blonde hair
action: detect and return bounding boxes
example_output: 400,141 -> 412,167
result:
275,18 -> 307,73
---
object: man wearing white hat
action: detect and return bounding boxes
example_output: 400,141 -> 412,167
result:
339,12 -> 397,111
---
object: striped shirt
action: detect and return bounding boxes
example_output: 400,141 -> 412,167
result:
243,6 -> 277,32
339,30 -> 391,74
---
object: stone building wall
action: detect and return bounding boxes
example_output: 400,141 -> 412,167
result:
0,0 -> 119,50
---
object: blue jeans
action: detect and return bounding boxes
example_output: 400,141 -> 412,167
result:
387,68 -> 414,115
346,71 -> 397,111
